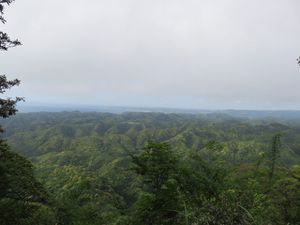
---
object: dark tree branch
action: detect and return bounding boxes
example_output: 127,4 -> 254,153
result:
0,0 -> 14,23
0,0 -> 23,119
0,32 -> 21,50
0,1 -> 20,51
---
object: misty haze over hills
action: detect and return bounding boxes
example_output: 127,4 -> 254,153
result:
16,103 -> 300,120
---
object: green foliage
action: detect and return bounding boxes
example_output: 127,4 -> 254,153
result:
0,140 -> 53,225
270,166 -> 300,225
131,142 -> 183,225
1,112 -> 300,224
267,134 -> 282,184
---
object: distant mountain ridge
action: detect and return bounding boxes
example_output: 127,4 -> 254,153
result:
18,104 -> 300,120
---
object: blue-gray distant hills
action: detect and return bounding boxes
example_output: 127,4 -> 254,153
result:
17,103 -> 300,120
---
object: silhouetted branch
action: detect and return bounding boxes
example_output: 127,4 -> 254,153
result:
0,32 -> 21,50
0,0 -> 14,23
0,1 -> 23,120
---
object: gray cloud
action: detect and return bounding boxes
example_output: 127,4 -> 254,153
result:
1,0 -> 300,109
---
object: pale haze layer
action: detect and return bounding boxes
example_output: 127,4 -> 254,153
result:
1,0 -> 300,110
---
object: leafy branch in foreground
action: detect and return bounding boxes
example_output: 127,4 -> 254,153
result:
0,0 -> 21,50
0,31 -> 21,50
0,0 -> 15,23
0,75 -> 23,119
0,1 -> 51,224
0,0 -> 23,121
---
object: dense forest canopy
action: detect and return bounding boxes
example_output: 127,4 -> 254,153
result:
2,112 -> 300,163
0,112 -> 299,224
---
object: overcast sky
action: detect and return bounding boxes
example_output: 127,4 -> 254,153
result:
1,0 -> 300,110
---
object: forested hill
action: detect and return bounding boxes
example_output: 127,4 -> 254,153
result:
1,112 -> 300,224
2,112 -> 300,163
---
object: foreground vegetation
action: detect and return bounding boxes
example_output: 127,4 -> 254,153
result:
1,1 -> 299,224
1,112 -> 300,224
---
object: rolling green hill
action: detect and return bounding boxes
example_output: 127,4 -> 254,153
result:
1,112 -> 300,225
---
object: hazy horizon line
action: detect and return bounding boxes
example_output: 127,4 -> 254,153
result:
17,102 -> 300,112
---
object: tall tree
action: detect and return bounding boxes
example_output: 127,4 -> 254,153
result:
0,141 -> 50,225
0,2 -> 54,224
130,142 -> 183,225
267,134 -> 281,184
